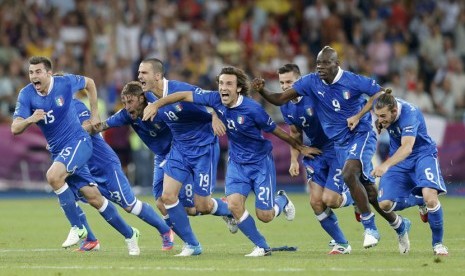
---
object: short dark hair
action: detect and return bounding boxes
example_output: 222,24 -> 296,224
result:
374,88 -> 396,110
29,56 -> 52,71
142,58 -> 164,75
121,81 -> 145,97
278,64 -> 301,76
216,66 -> 250,96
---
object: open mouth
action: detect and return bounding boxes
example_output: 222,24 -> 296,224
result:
221,92 -> 229,100
33,80 -> 41,90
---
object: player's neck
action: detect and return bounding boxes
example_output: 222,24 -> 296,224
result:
152,80 -> 164,98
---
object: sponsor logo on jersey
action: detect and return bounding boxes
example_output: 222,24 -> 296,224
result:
317,91 -> 325,97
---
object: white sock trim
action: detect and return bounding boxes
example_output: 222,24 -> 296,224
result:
130,200 -> 143,216
339,193 -> 347,208
361,212 -> 375,221
238,210 -> 249,223
427,202 -> 441,213
164,200 -> 179,210
273,204 -> 279,218
54,183 -> 69,195
98,197 -> 109,212
210,198 -> 218,214
163,214 -> 169,219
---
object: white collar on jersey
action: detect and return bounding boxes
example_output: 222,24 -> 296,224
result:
229,94 -> 244,108
291,96 -> 303,104
162,78 -> 168,97
393,99 -> 402,123
36,76 -> 54,96
322,67 -> 343,85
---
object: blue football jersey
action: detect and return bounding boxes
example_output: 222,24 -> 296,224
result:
106,92 -> 172,156
280,96 -> 332,151
292,69 -> 380,142
193,90 -> 276,164
74,99 -> 121,176
13,74 -> 89,154
385,99 -> 437,159
157,79 -> 216,148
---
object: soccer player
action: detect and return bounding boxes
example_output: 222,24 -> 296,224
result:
143,66 -> 320,257
11,56 -> 140,255
251,46 -> 410,251
277,64 -> 354,254
138,58 -> 234,256
371,89 -> 448,256
72,97 -> 174,252
93,81 -> 198,228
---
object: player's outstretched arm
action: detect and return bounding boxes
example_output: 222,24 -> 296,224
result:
251,77 -> 298,106
11,110 -> 46,135
288,125 -> 303,177
271,127 -> 322,159
142,91 -> 193,121
348,89 -> 385,131
211,110 -> 226,136
83,77 -> 100,126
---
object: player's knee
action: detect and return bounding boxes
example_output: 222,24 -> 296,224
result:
342,164 -> 361,184
160,193 -> 177,205
82,188 -> 104,208
46,169 -> 66,189
424,198 -> 439,209
378,200 -> 393,212
322,194 -> 339,209
256,210 -> 273,223
310,197 -> 324,212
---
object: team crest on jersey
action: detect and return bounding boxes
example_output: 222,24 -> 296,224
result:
306,107 -> 313,116
343,90 -> 350,100
55,96 -> 64,107
174,104 -> 183,112
237,115 -> 245,124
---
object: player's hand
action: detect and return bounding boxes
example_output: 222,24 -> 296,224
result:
143,102 -> 159,121
289,160 -> 300,177
211,115 -> 226,136
347,115 -> 360,131
298,146 -> 322,159
371,163 -> 390,178
28,109 -> 46,123
88,114 -> 101,129
251,78 -> 265,94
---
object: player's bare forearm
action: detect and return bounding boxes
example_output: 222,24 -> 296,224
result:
143,91 -> 193,121
11,117 -> 32,135
289,126 -> 302,162
84,77 -> 99,122
251,78 -> 297,106
384,136 -> 415,168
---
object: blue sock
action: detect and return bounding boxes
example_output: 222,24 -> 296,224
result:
76,204 -> 97,241
55,184 -> 82,228
428,203 -> 444,246
274,194 -> 287,217
164,215 -> 182,237
407,195 -> 425,207
393,196 -> 424,211
99,199 -> 133,238
211,198 -> 232,216
361,212 -> 377,230
133,201 -> 170,234
165,200 -> 199,246
237,211 -> 269,249
317,209 -> 348,244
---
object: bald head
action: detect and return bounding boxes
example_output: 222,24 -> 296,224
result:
316,46 -> 340,83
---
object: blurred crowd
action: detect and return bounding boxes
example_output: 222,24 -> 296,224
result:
1,0 -> 465,185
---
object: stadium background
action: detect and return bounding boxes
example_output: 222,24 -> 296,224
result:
0,0 -> 464,196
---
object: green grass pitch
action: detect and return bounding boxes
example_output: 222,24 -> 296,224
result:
0,193 -> 463,275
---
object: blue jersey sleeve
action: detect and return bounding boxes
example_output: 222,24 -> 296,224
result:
292,74 -> 314,97
192,89 -> 219,107
280,105 -> 293,125
74,100 -> 91,124
63,74 -> 86,94
254,105 -> 276,133
13,88 -> 32,119
399,108 -> 419,138
352,73 -> 381,97
106,109 -> 131,127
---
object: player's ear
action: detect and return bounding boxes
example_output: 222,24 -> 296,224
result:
237,87 -> 242,93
